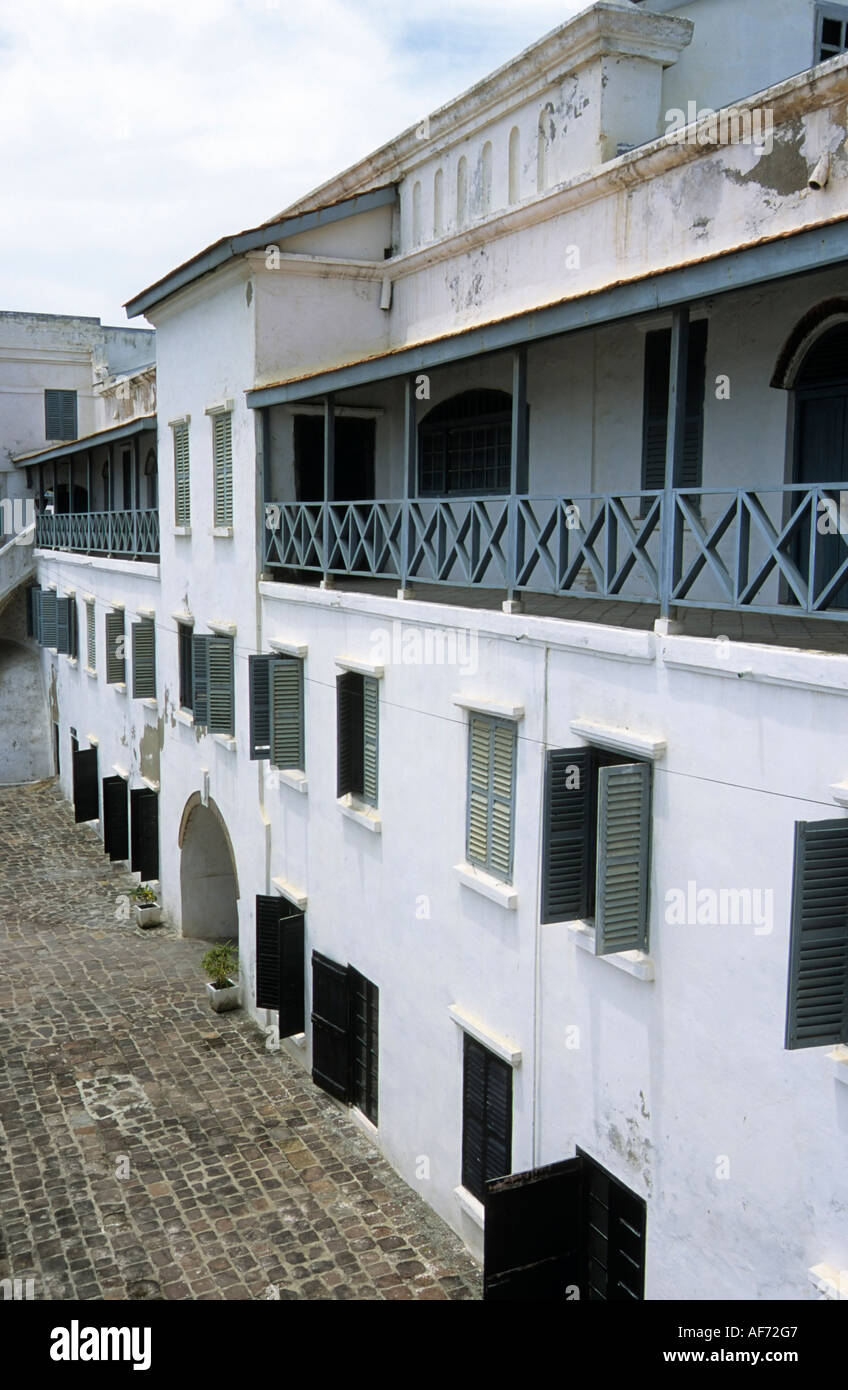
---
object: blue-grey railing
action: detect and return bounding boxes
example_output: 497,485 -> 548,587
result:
264,483 -> 848,618
35,509 -> 160,559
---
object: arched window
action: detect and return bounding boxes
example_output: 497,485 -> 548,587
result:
434,167 -> 444,236
480,141 -> 493,216
457,156 -> 468,227
412,180 -> 422,246
537,103 -> 555,192
508,126 -> 521,203
418,389 -> 512,496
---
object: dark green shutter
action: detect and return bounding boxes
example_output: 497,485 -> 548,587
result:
72,746 -> 99,823
41,591 -> 58,648
541,748 -> 594,923
256,896 -> 305,1038
86,602 -> 96,670
467,716 -> 516,880
213,412 -> 233,526
33,587 -> 42,644
130,788 -> 159,882
174,422 -> 190,526
105,610 -> 125,684
192,634 -> 210,725
786,818 -> 848,1049
55,597 -> 73,655
337,672 -> 358,797
45,389 -> 77,440
270,657 -> 304,770
595,762 -> 651,955
641,319 -> 708,490
249,654 -> 272,759
361,676 -> 378,804
132,617 -> 156,699
207,637 -> 234,734
26,585 -> 38,637
462,1034 -> 512,1204
102,776 -> 129,861
311,951 -> 351,1101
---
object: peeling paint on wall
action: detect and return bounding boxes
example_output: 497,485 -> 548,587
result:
725,121 -> 808,197
139,717 -> 163,785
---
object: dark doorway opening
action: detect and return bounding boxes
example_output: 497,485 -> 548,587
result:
294,415 -> 375,502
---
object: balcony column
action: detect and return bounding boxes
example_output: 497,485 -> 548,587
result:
320,394 -> 335,588
658,304 -> 689,627
107,443 -> 114,554
131,435 -> 139,556
505,346 -> 528,613
398,376 -> 417,598
86,452 -> 92,552
259,406 -> 272,577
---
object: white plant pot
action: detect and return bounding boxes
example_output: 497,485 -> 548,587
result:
135,904 -> 162,928
206,979 -> 240,1013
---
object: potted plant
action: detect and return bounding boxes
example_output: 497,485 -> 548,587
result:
132,883 -> 162,929
201,940 -> 240,1013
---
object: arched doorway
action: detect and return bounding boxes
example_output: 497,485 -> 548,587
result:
179,794 -> 239,941
790,318 -> 848,607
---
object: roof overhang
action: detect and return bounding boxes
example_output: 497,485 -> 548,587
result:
246,217 -> 848,408
13,414 -> 157,467
124,185 -> 397,320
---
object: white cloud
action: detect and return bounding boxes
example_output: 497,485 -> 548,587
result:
0,0 -> 584,323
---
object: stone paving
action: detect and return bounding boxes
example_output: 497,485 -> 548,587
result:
0,780 -> 481,1301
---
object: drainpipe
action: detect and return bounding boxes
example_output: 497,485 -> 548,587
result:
531,643 -> 550,1168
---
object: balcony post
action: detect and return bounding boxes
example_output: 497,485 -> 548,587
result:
321,394 -> 335,587
132,436 -> 139,556
399,376 -> 416,596
259,406 -> 272,575
506,346 -> 528,609
659,304 -> 689,621
86,453 -> 92,552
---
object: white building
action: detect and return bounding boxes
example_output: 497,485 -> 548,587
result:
6,0 -> 848,1299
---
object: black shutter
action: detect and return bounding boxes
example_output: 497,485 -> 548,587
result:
541,748 -> 594,923
580,1150 -> 646,1301
25,585 -> 37,637
72,746 -> 99,823
102,776 -> 129,861
350,969 -> 379,1125
256,894 -> 282,1009
484,1157 -> 585,1300
249,654 -> 272,759
641,319 -> 708,490
462,1035 -> 512,1203
278,900 -> 305,1038
311,951 -> 351,1101
130,788 -> 159,882
337,671 -> 363,797
786,818 -> 848,1049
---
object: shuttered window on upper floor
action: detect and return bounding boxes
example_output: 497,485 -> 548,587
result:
40,590 -> 58,648
131,617 -> 156,699
462,1033 -> 512,1204
786,817 -> 848,1050
541,746 -> 651,954
56,596 -> 77,658
192,633 -> 234,735
213,411 -> 233,527
44,389 -> 77,441
466,714 -> 517,883
173,421 -> 191,526
86,601 -> 96,671
249,653 -> 305,769
641,319 -> 708,491
817,4 -> 848,62
337,671 -> 378,806
105,609 -> 126,684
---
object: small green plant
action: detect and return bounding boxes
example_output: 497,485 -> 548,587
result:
131,884 -> 158,905
201,940 -> 238,989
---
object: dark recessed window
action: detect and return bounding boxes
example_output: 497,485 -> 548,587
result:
419,389 -> 512,495
817,5 -> 848,61
178,623 -> 193,711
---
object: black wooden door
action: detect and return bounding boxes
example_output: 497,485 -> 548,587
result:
484,1158 -> 584,1300
311,951 -> 351,1101
130,788 -> 159,882
349,968 -> 378,1125
256,894 -> 305,1037
102,776 -> 129,861
72,745 -> 99,823
579,1149 -> 647,1300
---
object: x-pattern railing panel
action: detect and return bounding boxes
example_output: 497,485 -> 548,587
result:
515,493 -> 662,598
407,497 -> 511,587
35,509 -> 159,558
328,502 -> 403,578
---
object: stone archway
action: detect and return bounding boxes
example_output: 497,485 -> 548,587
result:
178,793 -> 239,941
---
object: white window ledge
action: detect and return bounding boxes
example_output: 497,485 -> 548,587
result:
140,776 -> 160,792
568,920 -> 655,981
168,413 -> 191,427
205,398 -> 234,416
66,657 -> 78,668
828,1045 -> 848,1085
136,606 -> 155,619
111,683 -> 127,696
454,861 -> 517,910
172,609 -> 195,626
272,875 -> 307,910
85,734 -> 99,748
212,526 -> 233,538
212,733 -> 237,752
808,1263 -> 848,1300
176,707 -> 194,726
173,526 -> 192,537
112,764 -> 130,781
271,768 -> 308,794
208,620 -> 236,637
453,694 -> 524,721
269,638 -> 308,658
141,698 -> 158,711
569,717 -> 666,762
84,666 -> 97,679
454,1186 -> 485,1228
830,782 -> 848,808
448,1003 -> 521,1066
336,655 -> 384,678
337,795 -> 382,833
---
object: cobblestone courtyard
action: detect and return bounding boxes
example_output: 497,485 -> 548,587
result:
0,781 -> 481,1301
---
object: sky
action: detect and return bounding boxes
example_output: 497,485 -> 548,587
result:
0,0 -> 587,327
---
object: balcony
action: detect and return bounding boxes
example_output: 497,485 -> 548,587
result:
35,508 -> 160,561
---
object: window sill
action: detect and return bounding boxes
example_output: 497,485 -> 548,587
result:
212,526 -> 233,538
269,768 -> 308,794
452,694 -> 524,722
141,698 -> 157,711
66,657 -> 78,668
272,874 -> 307,910
84,666 -> 97,679
454,861 -> 517,910
828,1044 -> 848,1085
454,1186 -> 485,1229
175,707 -> 194,726
337,795 -> 381,833
111,682 -> 128,695
567,920 -> 655,981
173,525 -> 192,537
448,1003 -> 522,1066
212,733 -> 237,751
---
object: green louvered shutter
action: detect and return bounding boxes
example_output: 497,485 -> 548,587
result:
270,658 -> 304,770
249,654 -> 272,759
786,818 -> 848,1050
361,675 -> 378,805
174,422 -> 190,526
337,672 -> 357,797
192,634 -> 210,725
490,721 -> 516,880
213,412 -> 233,526
207,636 -> 234,734
132,617 -> 156,699
105,610 -> 125,684
45,389 -> 77,441
467,716 -> 516,881
468,716 -> 492,870
86,601 -> 96,671
641,320 -> 708,490
32,587 -> 42,644
56,597 -> 71,655
595,762 -> 651,955
41,590 -> 58,648
541,748 -> 594,923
